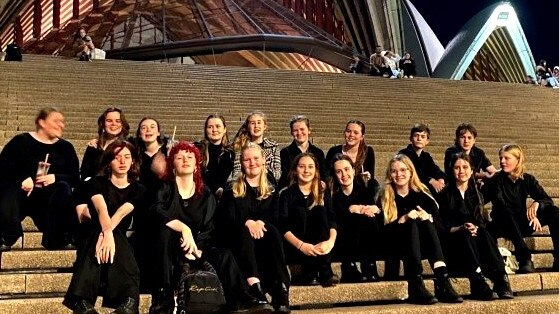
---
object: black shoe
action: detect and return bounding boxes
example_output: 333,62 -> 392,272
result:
271,283 -> 290,313
249,282 -> 268,303
469,273 -> 498,301
319,266 -> 339,287
0,238 -> 11,252
319,273 -> 339,287
407,275 -> 438,305
492,273 -> 514,299
340,262 -> 363,283
434,273 -> 463,303
111,297 -> 138,314
361,261 -> 380,282
72,299 -> 99,314
149,288 -> 174,314
516,260 -> 535,274
233,296 -> 273,314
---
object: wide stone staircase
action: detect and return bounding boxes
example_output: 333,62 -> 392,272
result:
1,55 -> 559,313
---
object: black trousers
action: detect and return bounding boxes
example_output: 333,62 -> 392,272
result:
442,227 -> 505,278
334,214 -> 380,263
387,219 -> 445,278
64,229 -> 139,309
153,227 -> 254,308
0,181 -> 76,248
283,211 -> 334,277
232,224 -> 290,291
490,205 -> 559,263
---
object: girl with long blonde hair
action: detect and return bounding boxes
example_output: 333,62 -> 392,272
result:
218,143 -> 290,313
380,154 -> 462,305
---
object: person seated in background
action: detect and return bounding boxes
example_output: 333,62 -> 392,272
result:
384,50 -> 401,79
486,144 -> 559,274
218,143 -> 290,313
399,123 -> 446,194
0,107 -> 79,251
399,52 -> 417,78
81,107 -> 130,181
279,153 -> 338,287
437,152 -> 513,301
380,154 -> 462,305
536,59 -> 551,84
278,115 -> 326,190
325,120 -> 377,189
524,75 -> 538,85
196,114 -> 235,199
349,55 -> 365,74
149,141 -> 272,314
330,154 -> 381,283
74,27 -> 95,61
543,66 -> 559,88
444,123 -> 496,184
230,111 -> 281,184
369,46 -> 392,77
64,140 -> 144,314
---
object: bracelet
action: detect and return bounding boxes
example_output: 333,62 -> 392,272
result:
298,241 -> 304,250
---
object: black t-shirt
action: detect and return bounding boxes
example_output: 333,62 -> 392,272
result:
86,176 -> 146,232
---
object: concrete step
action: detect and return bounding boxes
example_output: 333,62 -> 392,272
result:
293,294 -> 559,313
0,250 -> 75,270
498,236 -> 553,252
0,294 -> 152,314
1,274 -> 558,313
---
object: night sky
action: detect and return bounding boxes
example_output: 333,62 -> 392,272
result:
410,0 -> 559,68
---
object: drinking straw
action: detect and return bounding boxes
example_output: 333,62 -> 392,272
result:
171,126 -> 177,141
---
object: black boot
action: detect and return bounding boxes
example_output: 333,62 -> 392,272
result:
492,273 -> 514,299
434,268 -> 463,303
360,261 -> 380,282
340,262 -> 363,283
407,275 -> 438,305
149,288 -> 174,314
0,237 -> 11,252
249,282 -> 268,303
71,299 -> 99,314
318,264 -> 339,287
516,259 -> 535,274
469,272 -> 497,301
271,283 -> 290,314
111,297 -> 138,314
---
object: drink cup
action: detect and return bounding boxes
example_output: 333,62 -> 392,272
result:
35,161 -> 51,187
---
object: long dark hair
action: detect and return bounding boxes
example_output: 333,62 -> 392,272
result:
450,152 -> 485,223
344,120 -> 368,172
134,117 -> 167,154
329,153 -> 355,195
97,107 -> 130,150
100,140 -> 140,182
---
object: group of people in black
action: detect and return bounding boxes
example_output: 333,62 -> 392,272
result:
1,107 -> 559,314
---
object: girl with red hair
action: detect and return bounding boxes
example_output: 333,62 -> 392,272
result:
149,141 -> 272,314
